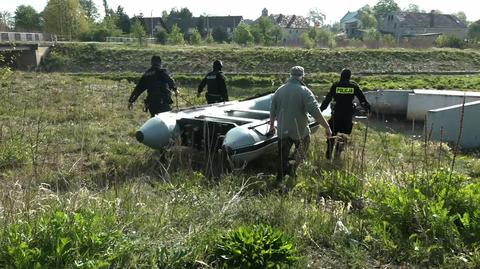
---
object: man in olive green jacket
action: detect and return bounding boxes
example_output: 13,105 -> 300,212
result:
268,66 -> 332,182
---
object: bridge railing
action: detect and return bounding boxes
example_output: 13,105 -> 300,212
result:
0,32 -> 57,43
106,37 -> 156,44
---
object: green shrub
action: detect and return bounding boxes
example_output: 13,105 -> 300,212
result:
0,136 -> 30,170
43,51 -> 69,71
295,167 -> 364,204
365,169 -> 480,266
211,225 -> 298,268
436,35 -> 467,49
0,210 -> 132,268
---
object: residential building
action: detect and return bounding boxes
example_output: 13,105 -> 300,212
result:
379,11 -> 468,40
193,16 -> 243,36
260,8 -> 310,46
340,11 -> 363,38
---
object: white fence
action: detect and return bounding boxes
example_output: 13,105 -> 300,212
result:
106,37 -> 156,43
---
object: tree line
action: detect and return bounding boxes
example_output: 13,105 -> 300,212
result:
0,0 -> 480,47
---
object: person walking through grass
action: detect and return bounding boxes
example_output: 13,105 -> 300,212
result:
197,60 -> 228,104
128,56 -> 178,117
268,66 -> 332,184
320,68 -> 370,160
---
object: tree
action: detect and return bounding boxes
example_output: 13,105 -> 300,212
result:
435,35 -> 466,49
43,0 -> 88,40
115,6 -> 130,33
270,26 -> 283,45
102,0 -> 109,17
232,21 -> 253,45
306,8 -> 325,27
250,16 -> 276,45
79,0 -> 98,21
300,32 -> 315,48
306,27 -> 336,48
405,4 -> 423,13
205,31 -> 214,44
468,21 -> 480,40
189,28 -> 202,45
130,14 -> 146,34
155,29 -> 168,44
373,0 -> 400,20
167,24 -> 185,45
212,27 -> 229,43
14,5 -> 41,31
166,8 -> 193,38
363,28 -> 381,48
359,6 -> 377,29
196,15 -> 207,36
327,21 -> 342,33
455,12 -> 467,25
0,11 -> 14,31
131,17 -> 146,44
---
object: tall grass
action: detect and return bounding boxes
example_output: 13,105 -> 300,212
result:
1,72 -> 479,268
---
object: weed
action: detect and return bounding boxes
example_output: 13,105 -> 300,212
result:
210,224 -> 299,268
0,209 -> 132,268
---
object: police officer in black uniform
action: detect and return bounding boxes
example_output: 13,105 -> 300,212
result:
320,68 -> 370,159
197,60 -> 228,104
128,56 -> 178,117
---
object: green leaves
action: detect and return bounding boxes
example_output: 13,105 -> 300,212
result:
211,225 -> 299,268
0,210 -> 132,268
365,169 -> 480,266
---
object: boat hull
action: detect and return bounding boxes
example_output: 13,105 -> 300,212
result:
136,92 -> 326,164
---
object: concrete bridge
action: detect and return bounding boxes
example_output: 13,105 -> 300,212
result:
0,42 -> 54,71
0,32 -> 56,71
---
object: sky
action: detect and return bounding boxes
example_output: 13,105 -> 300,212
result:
3,0 -> 480,23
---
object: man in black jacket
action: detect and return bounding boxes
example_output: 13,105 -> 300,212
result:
197,60 -> 228,104
320,68 -> 370,159
128,56 -> 178,117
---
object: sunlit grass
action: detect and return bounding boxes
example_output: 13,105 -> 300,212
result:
1,72 -> 479,268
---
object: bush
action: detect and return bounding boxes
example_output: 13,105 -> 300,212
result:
0,136 -> 30,170
436,35 -> 467,49
210,225 -> 299,268
365,169 -> 480,266
0,210 -> 132,268
155,29 -> 168,44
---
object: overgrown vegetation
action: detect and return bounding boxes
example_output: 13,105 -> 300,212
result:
210,225 -> 298,268
42,43 -> 480,74
1,72 -> 479,268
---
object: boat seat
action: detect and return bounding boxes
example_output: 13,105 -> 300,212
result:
225,109 -> 270,120
226,109 -> 270,116
195,114 -> 259,125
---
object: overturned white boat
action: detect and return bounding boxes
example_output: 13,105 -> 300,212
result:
135,92 -> 324,164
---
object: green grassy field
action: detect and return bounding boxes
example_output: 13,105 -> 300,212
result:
44,43 -> 480,75
1,70 -> 480,268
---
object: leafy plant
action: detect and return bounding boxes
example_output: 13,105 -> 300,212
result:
365,169 -> 480,266
211,225 -> 299,268
0,210 -> 132,268
0,136 -> 30,170
154,246 -> 195,269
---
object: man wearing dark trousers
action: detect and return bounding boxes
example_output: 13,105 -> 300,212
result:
128,56 -> 178,117
269,66 -> 332,183
197,60 -> 228,104
320,68 -> 370,159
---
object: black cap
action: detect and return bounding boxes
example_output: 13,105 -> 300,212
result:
151,55 -> 162,65
340,68 -> 351,81
213,60 -> 223,70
